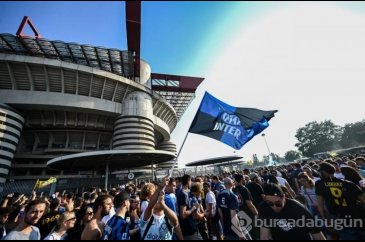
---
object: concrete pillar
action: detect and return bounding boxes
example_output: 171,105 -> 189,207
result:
112,91 -> 155,150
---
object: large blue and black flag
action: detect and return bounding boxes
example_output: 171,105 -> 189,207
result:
189,92 -> 277,150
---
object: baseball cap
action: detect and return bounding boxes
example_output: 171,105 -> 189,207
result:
114,192 -> 130,208
263,183 -> 284,197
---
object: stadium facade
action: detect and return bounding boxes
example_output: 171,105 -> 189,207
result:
0,33 -> 203,190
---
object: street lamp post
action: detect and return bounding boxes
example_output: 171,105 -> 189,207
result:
262,133 -> 272,165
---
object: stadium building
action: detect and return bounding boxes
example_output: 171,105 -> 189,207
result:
0,3 -> 204,193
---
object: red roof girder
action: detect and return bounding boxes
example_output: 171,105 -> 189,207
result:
151,73 -> 204,93
126,1 -> 141,78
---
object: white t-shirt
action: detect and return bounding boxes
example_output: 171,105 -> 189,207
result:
334,172 -> 345,180
140,213 -> 173,240
44,231 -> 68,240
205,191 -> 216,216
300,187 -> 318,207
276,176 -> 288,187
141,200 -> 149,215
359,179 -> 365,189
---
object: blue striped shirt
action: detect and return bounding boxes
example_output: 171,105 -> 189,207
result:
102,215 -> 130,240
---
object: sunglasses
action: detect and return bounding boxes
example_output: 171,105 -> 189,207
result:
266,200 -> 283,208
67,217 -> 77,222
86,212 -> 93,216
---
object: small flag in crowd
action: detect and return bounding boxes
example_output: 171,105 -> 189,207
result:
34,177 -> 57,190
189,92 -> 278,150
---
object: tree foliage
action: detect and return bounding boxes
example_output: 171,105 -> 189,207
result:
284,150 -> 302,162
340,120 -> 365,148
295,120 -> 343,157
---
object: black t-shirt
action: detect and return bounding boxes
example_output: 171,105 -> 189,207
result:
233,185 -> 254,218
176,189 -> 197,236
246,182 -> 264,208
258,199 -> 322,240
315,176 -> 364,220
217,190 -> 239,237
36,210 -> 62,239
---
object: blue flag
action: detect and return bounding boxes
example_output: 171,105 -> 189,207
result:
189,92 -> 277,150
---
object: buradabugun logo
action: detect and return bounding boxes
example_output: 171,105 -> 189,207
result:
231,211 -> 252,238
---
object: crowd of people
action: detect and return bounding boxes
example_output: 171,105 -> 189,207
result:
0,155 -> 365,240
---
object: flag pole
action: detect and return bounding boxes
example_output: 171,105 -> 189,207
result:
169,132 -> 189,177
168,92 -> 206,178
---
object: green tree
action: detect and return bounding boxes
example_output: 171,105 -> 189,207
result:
340,120 -> 365,148
285,150 -> 302,162
295,120 -> 343,157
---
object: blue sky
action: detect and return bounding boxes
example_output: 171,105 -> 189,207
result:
1,1 -> 365,167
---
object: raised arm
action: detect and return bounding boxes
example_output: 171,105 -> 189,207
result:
143,177 -> 168,221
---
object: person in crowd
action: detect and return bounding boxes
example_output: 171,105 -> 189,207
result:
67,206 -> 93,240
190,182 -> 208,240
102,192 -> 138,240
259,183 -> 326,240
177,175 -> 201,240
0,207 -> 12,240
217,178 -> 249,240
37,199 -> 62,239
316,162 -> 365,240
203,182 -> 221,240
354,157 -> 365,177
140,183 -> 156,215
302,166 -> 321,183
341,166 -> 365,191
81,195 -> 113,240
234,174 -> 259,239
346,160 -> 365,177
129,195 -> 141,240
4,199 -> 47,240
246,173 -> 265,208
140,177 -> 179,240
298,172 -> 319,215
270,170 -> 296,197
329,160 -> 345,180
289,163 -> 303,193
164,178 -> 183,241
44,212 -> 77,240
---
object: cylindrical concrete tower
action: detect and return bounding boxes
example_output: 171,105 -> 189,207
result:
0,104 -> 24,183
112,60 -> 156,151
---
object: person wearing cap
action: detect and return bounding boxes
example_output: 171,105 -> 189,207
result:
315,162 -> 365,240
101,192 -> 138,240
44,212 -> 77,240
246,173 -> 265,208
259,183 -> 325,240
